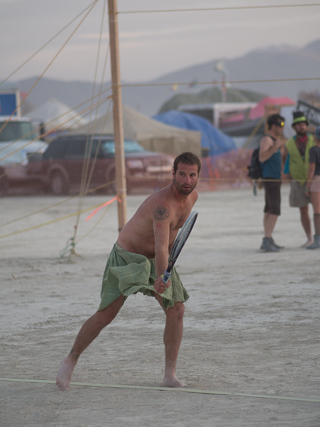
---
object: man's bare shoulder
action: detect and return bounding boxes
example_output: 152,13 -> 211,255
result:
132,186 -> 173,223
260,135 -> 274,150
192,190 -> 199,204
142,185 -> 172,209
144,186 -> 198,210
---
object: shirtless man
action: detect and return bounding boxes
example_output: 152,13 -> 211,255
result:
56,152 -> 201,391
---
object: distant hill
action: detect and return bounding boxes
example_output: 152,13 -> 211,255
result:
11,38 -> 320,117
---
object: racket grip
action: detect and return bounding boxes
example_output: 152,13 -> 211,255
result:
162,271 -> 171,284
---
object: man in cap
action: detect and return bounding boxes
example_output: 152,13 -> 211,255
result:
258,113 -> 286,252
283,111 -> 315,247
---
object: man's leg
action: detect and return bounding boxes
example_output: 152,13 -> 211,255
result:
261,182 -> 282,251
154,293 -> 186,387
260,213 -> 279,251
306,193 -> 320,249
299,205 -> 313,247
56,295 -> 125,391
263,213 -> 278,238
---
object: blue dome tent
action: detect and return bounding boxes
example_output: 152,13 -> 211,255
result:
153,111 -> 236,156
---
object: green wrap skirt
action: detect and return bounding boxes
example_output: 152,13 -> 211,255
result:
99,243 -> 189,310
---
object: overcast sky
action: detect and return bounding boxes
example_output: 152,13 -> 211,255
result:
1,0 -> 319,84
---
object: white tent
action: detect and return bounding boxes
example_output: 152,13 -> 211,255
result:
71,105 -> 202,157
27,98 -> 88,132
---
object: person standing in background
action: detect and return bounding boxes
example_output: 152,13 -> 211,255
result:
283,111 -> 315,247
305,126 -> 320,249
259,113 -> 286,252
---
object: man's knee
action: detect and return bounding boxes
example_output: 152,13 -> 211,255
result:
300,205 -> 309,217
94,299 -> 122,329
93,310 -> 114,330
166,302 -> 185,322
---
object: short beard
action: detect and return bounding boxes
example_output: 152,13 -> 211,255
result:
179,187 -> 193,195
173,179 -> 195,195
296,129 -> 307,137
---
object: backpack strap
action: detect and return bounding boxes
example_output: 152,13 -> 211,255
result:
265,134 -> 276,142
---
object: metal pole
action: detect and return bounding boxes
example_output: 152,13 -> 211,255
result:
108,0 -> 127,231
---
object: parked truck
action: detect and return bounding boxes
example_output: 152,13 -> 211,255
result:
0,116 -> 47,194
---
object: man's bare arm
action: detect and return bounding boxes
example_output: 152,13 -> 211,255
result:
259,136 -> 286,163
153,205 -> 171,277
306,162 -> 316,193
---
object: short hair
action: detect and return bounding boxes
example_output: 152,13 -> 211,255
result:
267,113 -> 285,130
173,152 -> 201,174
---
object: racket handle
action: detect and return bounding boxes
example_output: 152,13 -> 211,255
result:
162,271 -> 171,284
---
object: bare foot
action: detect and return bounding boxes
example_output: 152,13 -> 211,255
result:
56,356 -> 76,391
301,239 -> 313,248
162,375 -> 186,388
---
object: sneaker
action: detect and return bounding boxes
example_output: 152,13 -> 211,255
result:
260,237 -> 279,252
270,237 -> 284,250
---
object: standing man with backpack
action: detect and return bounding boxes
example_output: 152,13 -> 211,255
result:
258,113 -> 286,252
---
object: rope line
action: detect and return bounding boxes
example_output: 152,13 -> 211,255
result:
0,378 -> 319,403
0,0 -> 99,135
119,77 -> 320,89
0,176 -> 115,228
74,0 -> 109,246
77,202 -> 114,244
0,176 -> 313,240
0,0 -> 99,87
0,191 -> 116,240
118,4 -> 320,14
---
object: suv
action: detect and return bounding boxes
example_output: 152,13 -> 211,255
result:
41,134 -> 173,195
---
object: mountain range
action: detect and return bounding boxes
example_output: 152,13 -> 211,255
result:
11,38 -> 320,118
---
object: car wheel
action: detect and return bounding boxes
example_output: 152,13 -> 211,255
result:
50,171 -> 70,195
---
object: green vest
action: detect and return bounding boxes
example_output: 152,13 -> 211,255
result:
286,134 -> 315,185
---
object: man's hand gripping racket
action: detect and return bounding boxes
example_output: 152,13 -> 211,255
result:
162,211 -> 198,284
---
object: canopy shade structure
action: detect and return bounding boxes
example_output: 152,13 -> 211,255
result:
153,110 -> 237,157
27,98 -> 88,132
71,104 -> 202,157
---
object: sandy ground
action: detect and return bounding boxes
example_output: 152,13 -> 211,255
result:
1,184 -> 320,426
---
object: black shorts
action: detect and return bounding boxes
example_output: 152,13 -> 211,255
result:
263,179 -> 281,216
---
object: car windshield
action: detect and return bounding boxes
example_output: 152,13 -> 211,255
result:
0,121 -> 38,142
0,146 -> 25,164
100,139 -> 145,155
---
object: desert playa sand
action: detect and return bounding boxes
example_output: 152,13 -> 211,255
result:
1,184 -> 320,426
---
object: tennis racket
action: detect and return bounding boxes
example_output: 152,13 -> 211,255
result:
162,211 -> 198,284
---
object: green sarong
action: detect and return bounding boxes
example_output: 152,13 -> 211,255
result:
99,243 -> 189,310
